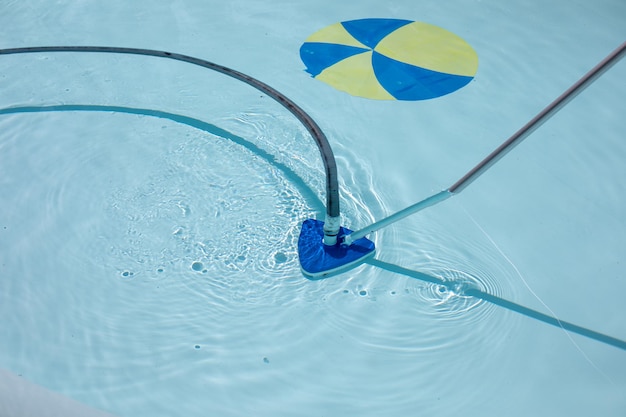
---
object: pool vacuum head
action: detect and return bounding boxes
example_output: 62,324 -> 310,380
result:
298,219 -> 376,279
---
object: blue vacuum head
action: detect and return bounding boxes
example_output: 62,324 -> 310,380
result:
298,219 -> 376,279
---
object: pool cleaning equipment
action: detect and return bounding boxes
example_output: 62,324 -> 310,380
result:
2,43 -> 623,279
0,45 -> 374,278
340,41 -> 625,248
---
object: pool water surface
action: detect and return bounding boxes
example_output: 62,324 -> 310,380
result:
1,1 -> 625,416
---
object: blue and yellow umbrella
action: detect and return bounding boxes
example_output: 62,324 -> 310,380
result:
300,18 -> 478,100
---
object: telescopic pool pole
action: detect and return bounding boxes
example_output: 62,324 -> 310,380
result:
342,41 -> 626,247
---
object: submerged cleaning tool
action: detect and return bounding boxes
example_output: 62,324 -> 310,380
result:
298,219 -> 375,278
342,41 -> 625,246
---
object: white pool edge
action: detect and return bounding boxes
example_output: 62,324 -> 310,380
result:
0,368 -> 118,417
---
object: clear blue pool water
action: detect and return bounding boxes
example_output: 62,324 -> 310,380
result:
1,1 -> 625,416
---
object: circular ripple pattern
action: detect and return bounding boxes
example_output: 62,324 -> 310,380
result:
1,108 -> 522,417
314,201 -> 522,414
90,114 -> 321,304
418,268 -> 486,317
1,111 -> 318,322
1,99 -> 525,417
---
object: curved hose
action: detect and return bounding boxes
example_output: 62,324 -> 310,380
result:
0,45 -> 341,225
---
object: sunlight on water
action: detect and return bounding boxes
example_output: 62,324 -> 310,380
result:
1,1 -> 625,416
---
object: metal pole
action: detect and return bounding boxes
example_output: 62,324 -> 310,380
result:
343,41 -> 626,246
449,40 -> 626,193
342,190 -> 452,246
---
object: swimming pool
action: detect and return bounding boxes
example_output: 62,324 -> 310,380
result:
1,1 -> 625,416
